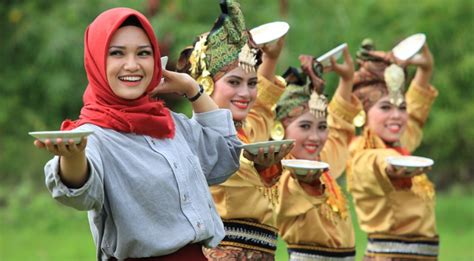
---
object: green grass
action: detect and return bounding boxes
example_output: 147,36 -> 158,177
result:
1,188 -> 473,260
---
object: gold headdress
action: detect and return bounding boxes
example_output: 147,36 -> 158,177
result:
177,0 -> 260,96
352,39 -> 407,126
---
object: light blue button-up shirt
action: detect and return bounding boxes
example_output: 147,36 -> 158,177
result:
44,109 -> 241,260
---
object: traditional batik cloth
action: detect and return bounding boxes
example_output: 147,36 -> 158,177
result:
348,83 -> 439,260
276,93 -> 361,261
203,245 -> 274,261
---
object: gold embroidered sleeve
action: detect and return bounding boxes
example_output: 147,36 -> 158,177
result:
245,74 -> 286,142
349,148 -> 399,196
328,93 -> 362,123
321,93 -> 361,179
401,83 -> 438,152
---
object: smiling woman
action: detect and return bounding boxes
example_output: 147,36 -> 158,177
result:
211,67 -> 258,122
177,0 -> 292,259
106,24 -> 155,100
274,46 -> 361,261
32,7 -> 242,260
347,39 -> 440,260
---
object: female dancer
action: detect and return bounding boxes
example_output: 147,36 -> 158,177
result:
347,39 -> 439,260
177,0 -> 291,259
275,47 -> 361,260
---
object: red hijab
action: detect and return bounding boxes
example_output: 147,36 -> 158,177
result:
61,7 -> 175,139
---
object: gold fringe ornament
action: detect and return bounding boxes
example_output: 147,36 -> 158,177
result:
353,109 -> 366,127
309,91 -> 328,119
384,64 -> 405,106
270,120 -> 285,141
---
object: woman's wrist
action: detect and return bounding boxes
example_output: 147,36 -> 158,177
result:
184,83 -> 204,102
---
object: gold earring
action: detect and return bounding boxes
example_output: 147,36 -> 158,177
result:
353,110 -> 366,127
271,120 -> 285,141
197,75 -> 214,96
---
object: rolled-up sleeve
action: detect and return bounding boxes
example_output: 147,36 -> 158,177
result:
44,131 -> 105,211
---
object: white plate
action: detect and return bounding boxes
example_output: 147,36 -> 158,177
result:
282,159 -> 329,176
250,21 -> 290,46
392,33 -> 426,60
242,139 -> 294,155
316,43 -> 348,67
161,56 -> 168,69
386,155 -> 434,171
29,130 -> 94,144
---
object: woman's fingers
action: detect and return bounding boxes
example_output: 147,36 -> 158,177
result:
34,140 -> 46,149
242,150 -> 254,161
39,137 -> 87,157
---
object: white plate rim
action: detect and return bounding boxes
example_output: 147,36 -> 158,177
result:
29,130 -> 94,144
161,56 -> 168,70
28,130 -> 94,136
242,139 -> 295,154
316,43 -> 348,66
386,155 -> 434,168
281,159 -> 329,170
250,21 -> 290,46
392,33 -> 426,60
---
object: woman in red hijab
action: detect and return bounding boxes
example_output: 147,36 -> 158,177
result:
33,7 -> 241,260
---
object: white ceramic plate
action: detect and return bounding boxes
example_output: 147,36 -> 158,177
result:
282,159 -> 329,176
242,139 -> 294,155
386,155 -> 434,171
29,130 -> 94,144
316,43 -> 348,67
392,33 -> 426,60
250,21 -> 290,46
161,56 -> 168,69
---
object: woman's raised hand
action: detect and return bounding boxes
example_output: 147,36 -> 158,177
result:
299,55 -> 325,92
150,69 -> 200,98
261,36 -> 286,61
329,47 -> 354,82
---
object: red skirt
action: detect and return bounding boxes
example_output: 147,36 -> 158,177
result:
109,244 -> 207,261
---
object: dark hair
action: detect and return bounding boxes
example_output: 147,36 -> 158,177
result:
120,15 -> 143,29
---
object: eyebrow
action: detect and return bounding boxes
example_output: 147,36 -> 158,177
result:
108,45 -> 152,49
224,75 -> 258,81
225,75 -> 243,81
298,120 -> 313,125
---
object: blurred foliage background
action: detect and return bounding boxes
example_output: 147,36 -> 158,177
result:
0,0 -> 473,260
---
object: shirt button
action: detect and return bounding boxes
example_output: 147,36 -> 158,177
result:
182,194 -> 188,202
173,162 -> 178,169
197,222 -> 203,229
151,140 -> 156,145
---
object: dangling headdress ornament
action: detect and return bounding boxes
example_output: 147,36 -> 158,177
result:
353,39 -> 406,111
271,56 -> 328,140
177,0 -> 261,96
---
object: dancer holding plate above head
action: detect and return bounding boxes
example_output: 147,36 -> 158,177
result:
274,46 -> 361,261
32,7 -> 242,260
177,0 -> 292,259
347,39 -> 439,260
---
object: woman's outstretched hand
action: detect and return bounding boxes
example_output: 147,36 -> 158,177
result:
243,143 -> 294,170
34,137 -> 88,158
34,137 -> 89,188
386,164 -> 432,178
